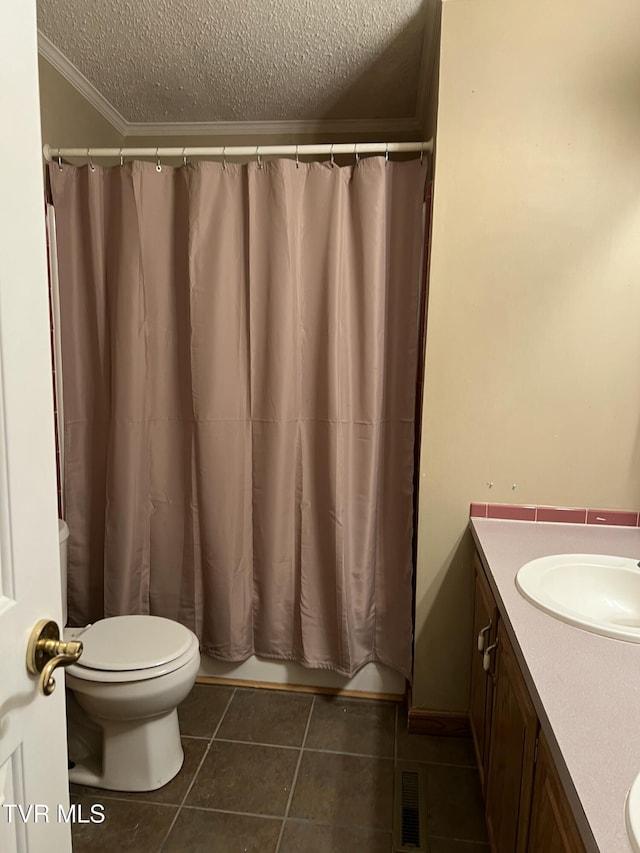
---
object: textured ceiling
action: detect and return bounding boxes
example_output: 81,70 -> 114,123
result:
37,0 -> 434,126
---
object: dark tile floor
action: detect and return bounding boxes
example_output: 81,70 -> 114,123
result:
70,685 -> 489,853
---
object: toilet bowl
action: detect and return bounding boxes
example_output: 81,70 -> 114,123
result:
59,521 -> 201,791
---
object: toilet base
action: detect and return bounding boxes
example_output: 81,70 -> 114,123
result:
68,707 -> 184,792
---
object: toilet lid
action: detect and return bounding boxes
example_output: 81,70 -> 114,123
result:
76,615 -> 194,672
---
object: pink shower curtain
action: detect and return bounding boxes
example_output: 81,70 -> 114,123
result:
50,156 -> 426,679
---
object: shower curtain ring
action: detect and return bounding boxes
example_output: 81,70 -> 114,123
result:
420,143 -> 424,165
119,148 -> 124,167
354,143 -> 359,165
256,145 -> 262,169
87,148 -> 95,171
155,148 -> 162,172
385,143 -> 389,166
182,147 -> 187,167
295,145 -> 299,169
57,154 -> 63,171
330,143 -> 335,168
222,146 -> 227,170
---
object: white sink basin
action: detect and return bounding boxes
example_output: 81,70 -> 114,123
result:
626,772 -> 640,852
516,553 -> 640,642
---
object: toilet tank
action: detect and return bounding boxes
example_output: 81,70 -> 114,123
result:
58,519 -> 69,625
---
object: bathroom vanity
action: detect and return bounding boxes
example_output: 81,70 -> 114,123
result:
470,518 -> 640,853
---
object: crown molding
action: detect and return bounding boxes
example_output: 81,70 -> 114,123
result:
37,32 -> 128,136
124,117 -> 423,138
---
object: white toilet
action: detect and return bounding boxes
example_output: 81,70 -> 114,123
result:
59,520 -> 201,792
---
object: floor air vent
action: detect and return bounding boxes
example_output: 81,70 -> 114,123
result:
393,764 -> 427,852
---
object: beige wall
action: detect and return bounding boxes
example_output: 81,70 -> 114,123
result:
38,56 -> 123,151
413,0 -> 640,710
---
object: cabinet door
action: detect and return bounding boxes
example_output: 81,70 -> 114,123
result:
527,733 -> 586,853
485,620 -> 539,853
469,555 -> 497,792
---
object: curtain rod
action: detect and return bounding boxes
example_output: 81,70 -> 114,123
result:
43,140 -> 433,163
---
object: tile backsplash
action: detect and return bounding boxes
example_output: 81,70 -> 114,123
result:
470,502 -> 640,527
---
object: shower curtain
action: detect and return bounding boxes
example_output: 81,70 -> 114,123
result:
49,156 -> 426,679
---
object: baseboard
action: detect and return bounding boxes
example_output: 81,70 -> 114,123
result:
405,688 -> 470,736
407,707 -> 470,736
195,674 -> 403,702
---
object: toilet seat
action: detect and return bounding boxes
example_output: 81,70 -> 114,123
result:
65,615 -> 199,684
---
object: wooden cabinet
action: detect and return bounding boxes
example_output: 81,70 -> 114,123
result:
470,549 -> 587,853
485,620 -> 538,853
528,733 -> 586,853
469,553 -> 498,792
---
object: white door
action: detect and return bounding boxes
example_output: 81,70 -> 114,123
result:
0,0 -> 73,850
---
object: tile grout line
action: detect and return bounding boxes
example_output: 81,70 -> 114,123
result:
174,806 -> 396,832
157,687 -> 238,852
181,736 -> 395,759
274,694 -> 316,853
304,746 -> 394,759
213,736 -> 299,751
175,805 -> 394,833
179,805 -> 286,820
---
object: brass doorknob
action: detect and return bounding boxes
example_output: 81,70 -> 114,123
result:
26,619 -> 83,695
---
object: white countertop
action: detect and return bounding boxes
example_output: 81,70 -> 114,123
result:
471,517 -> 640,853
